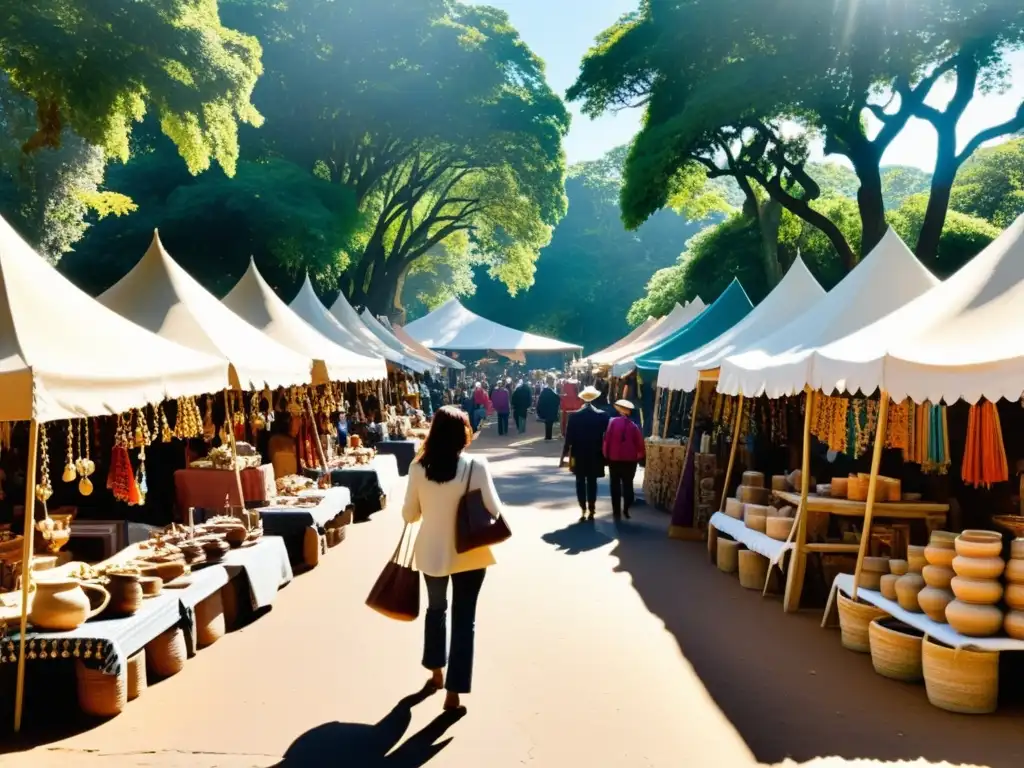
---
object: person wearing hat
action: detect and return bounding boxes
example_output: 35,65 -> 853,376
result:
536,377 -> 561,440
603,399 -> 645,520
511,379 -> 533,435
560,385 -> 611,521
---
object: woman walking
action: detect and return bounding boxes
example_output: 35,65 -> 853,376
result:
491,379 -> 511,436
511,379 -> 532,434
603,399 -> 645,520
401,406 -> 504,711
471,382 -> 490,433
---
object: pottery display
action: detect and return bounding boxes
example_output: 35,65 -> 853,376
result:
945,600 -> 1004,637
1011,538 -> 1024,560
1006,582 -> 1024,611
952,555 -> 1005,580
1005,611 -> 1024,640
889,559 -> 909,576
106,573 -> 143,616
1006,558 -> 1024,583
951,576 -> 1004,605
894,572 -> 926,613
880,573 -> 900,601
922,565 -> 955,590
929,530 -> 957,549
906,545 -> 927,574
924,545 -> 956,569
29,578 -> 110,631
954,530 -> 1003,559
917,586 -> 954,623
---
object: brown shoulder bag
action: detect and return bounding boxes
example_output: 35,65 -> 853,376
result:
455,459 -> 511,553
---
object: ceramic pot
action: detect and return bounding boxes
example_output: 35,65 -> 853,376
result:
1005,558 -> 1024,584
1005,611 -> 1024,640
945,600 -> 1003,637
1011,539 -> 1024,560
29,579 -> 110,631
879,573 -> 900,601
917,587 -> 954,623
924,545 -> 955,569
107,573 -> 143,616
907,545 -> 926,574
863,556 -> 889,573
889,559 -> 909,576
858,571 -> 883,591
951,555 -> 1005,580
922,565 -> 955,590
950,576 -> 1003,605
929,530 -> 957,549
954,530 -> 1002,559
894,572 -> 926,613
1006,582 -> 1024,611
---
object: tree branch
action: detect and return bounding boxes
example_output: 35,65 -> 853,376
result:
956,103 -> 1024,165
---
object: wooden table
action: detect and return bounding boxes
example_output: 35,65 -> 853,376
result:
772,491 -> 949,612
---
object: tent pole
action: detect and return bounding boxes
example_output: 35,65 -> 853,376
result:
852,391 -> 890,601
304,397 -> 330,476
720,394 -> 744,511
783,388 -> 814,613
685,380 -> 702,456
661,390 -> 674,438
223,391 -> 247,524
14,419 -> 40,732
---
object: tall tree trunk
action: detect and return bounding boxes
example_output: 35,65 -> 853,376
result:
916,128 -> 958,264
756,199 -> 783,287
849,154 -> 887,257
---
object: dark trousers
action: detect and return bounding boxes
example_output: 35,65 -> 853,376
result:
423,569 -> 486,694
497,413 -> 509,435
575,474 -> 598,510
513,410 -> 527,433
608,461 -> 638,516
544,420 -> 555,440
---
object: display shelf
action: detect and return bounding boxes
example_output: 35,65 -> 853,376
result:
774,491 -> 948,519
827,573 -> 1024,652
709,512 -> 793,565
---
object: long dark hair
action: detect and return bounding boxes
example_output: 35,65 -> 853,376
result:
418,406 -> 473,483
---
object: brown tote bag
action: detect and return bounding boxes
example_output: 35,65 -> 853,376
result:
455,460 -> 512,554
366,523 -> 420,621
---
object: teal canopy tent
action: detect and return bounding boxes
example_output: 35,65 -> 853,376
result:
632,278 -> 754,375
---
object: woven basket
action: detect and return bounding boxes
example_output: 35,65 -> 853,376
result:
717,539 -> 740,574
146,626 -> 187,678
303,526 -> 322,567
836,593 -> 887,653
868,618 -> 923,682
127,651 -> 147,701
737,550 -> 768,589
196,591 -> 226,648
220,581 -> 242,630
75,660 -> 127,717
922,637 -> 999,714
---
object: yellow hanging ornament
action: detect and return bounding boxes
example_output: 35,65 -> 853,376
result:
62,419 -> 77,482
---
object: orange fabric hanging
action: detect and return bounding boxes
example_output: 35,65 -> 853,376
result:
961,400 -> 1009,488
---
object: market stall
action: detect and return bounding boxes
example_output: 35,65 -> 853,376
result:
374,439 -> 421,476
328,291 -> 429,373
303,453 -> 401,521
591,300 -> 705,372
288,274 -> 390,365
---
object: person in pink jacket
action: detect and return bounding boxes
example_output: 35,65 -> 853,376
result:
603,399 -> 645,520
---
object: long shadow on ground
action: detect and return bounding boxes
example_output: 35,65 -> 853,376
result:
606,511 -> 1024,767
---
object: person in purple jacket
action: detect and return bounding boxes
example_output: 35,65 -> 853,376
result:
490,379 -> 512,436
603,399 -> 646,520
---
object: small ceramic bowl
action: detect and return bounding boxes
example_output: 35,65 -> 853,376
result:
954,530 -> 1003,559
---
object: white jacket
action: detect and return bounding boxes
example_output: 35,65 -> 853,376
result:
402,454 -> 502,577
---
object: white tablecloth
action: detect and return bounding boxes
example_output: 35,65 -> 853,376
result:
709,512 -> 794,569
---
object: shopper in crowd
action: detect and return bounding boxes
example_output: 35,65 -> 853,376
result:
536,378 -> 561,440
511,379 -> 533,435
402,406 -> 505,712
560,386 -> 611,521
603,400 -> 645,520
471,382 -> 490,433
491,379 -> 511,436
559,378 -> 582,438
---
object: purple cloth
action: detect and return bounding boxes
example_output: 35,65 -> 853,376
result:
490,388 -> 511,414
669,447 -> 696,528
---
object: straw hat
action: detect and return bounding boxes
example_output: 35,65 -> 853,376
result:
614,399 -> 635,413
579,386 -> 601,402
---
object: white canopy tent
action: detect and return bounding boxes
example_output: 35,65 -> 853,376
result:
390,323 -> 465,370
0,215 -> 227,423
99,232 -> 312,391
403,298 -> 582,352
813,214 -> 1024,405
608,299 -> 707,376
718,228 -> 940,398
327,291 -> 430,374
360,309 -> 442,370
222,260 -> 384,383
658,257 -> 825,392
288,275 -> 388,380
582,315 -> 660,365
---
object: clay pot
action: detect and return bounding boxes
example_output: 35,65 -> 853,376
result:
917,587 -> 954,623
894,572 -> 926,613
889,559 -> 909,576
1005,611 -> 1024,640
1005,558 -> 1024,584
879,574 -> 900,601
29,579 -> 110,631
1005,582 -> 1024,611
929,530 -> 957,549
907,545 -> 926,574
107,573 -> 143,616
954,530 -> 1003,559
922,565 -> 955,590
950,576 -> 1003,605
945,600 -> 1003,637
858,571 -> 883,591
863,556 -> 889,573
924,545 -> 955,569
951,555 -> 1005,580
1011,538 -> 1024,560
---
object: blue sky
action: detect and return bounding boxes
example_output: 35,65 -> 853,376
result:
483,0 -> 1024,170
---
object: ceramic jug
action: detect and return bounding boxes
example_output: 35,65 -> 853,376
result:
29,578 -> 110,631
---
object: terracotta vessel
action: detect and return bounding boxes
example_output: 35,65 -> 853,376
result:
889,559 -> 909,576
894,572 -> 926,612
1005,582 -> 1024,611
929,530 -> 956,549
906,545 -> 926,574
107,573 -> 143,616
29,579 -> 110,631
924,545 -> 955,569
945,600 -> 1003,637
950,576 -> 1003,605
1005,611 -> 1024,640
1005,558 -> 1024,584
951,555 -> 1005,580
922,565 -> 954,590
863,556 -> 889,573
954,530 -> 1002,559
917,587 -> 954,623
879,573 -> 900,601
1010,538 -> 1024,560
